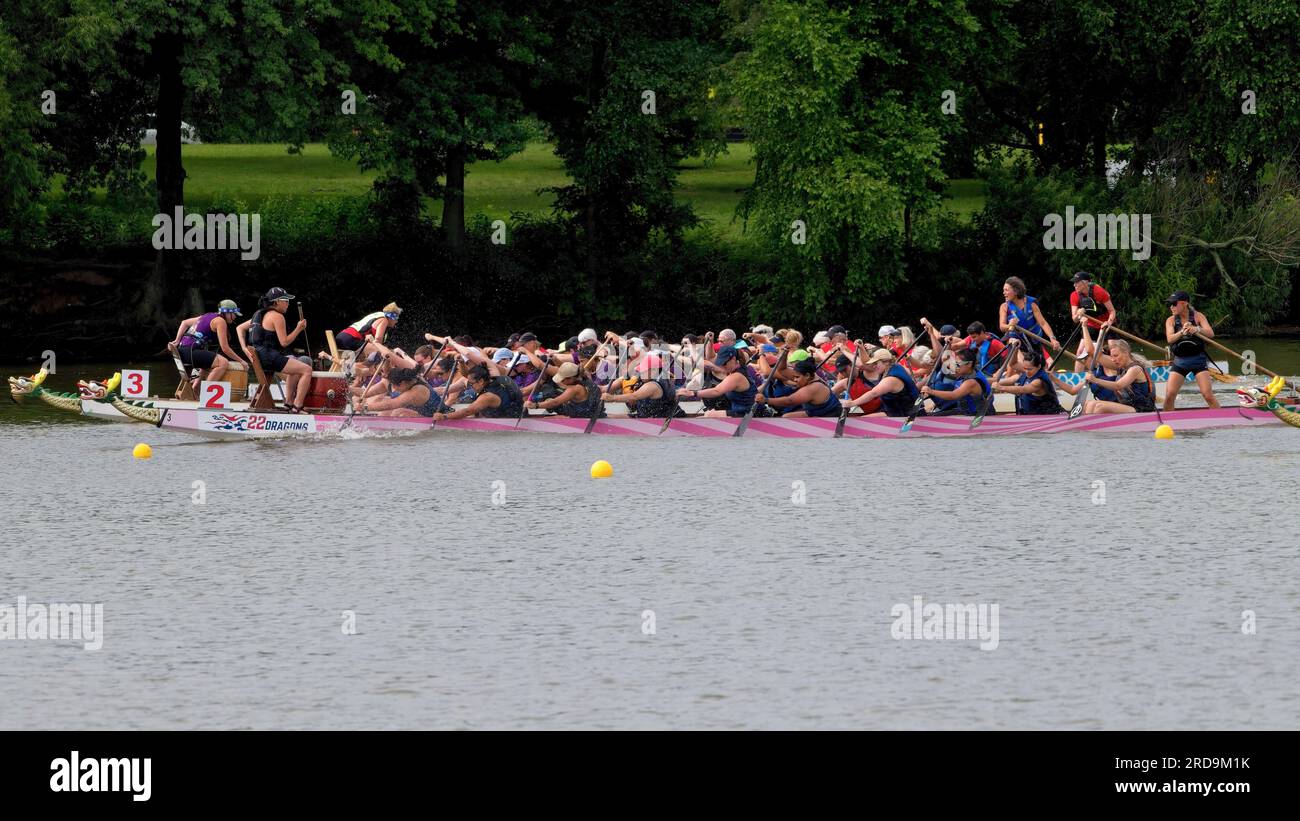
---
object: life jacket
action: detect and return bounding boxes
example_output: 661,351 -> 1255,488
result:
1015,369 -> 1064,415
968,336 -> 1002,373
952,370 -> 990,415
402,379 -> 442,417
556,377 -> 603,418
867,364 -> 920,417
480,376 -> 523,418
1171,311 -> 1206,358
800,383 -> 842,417
1116,364 -> 1156,412
1088,366 -> 1118,403
345,311 -> 387,340
724,367 -> 758,417
630,378 -> 677,418
180,313 -> 220,349
247,309 -> 283,351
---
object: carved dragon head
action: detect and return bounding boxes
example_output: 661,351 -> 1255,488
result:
8,368 -> 50,400
77,372 -> 122,400
1237,375 -> 1287,409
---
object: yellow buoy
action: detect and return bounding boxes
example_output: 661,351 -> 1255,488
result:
590,459 -> 613,479
1154,424 -> 1174,440
132,442 -> 153,459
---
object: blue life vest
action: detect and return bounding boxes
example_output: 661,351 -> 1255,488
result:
867,363 -> 919,417
1015,369 -> 1063,415
725,367 -> 758,417
1006,297 -> 1043,337
1116,365 -> 1156,412
953,371 -> 991,414
1090,366 -> 1118,403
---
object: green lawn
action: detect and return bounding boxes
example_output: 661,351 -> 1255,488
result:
125,141 -> 985,238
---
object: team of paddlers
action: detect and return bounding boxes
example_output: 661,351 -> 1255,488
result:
167,272 -> 1227,420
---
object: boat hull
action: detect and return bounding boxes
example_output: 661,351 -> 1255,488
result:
153,406 -> 1286,440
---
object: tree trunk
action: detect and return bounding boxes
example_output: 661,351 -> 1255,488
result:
139,33 -> 186,331
442,145 -> 466,261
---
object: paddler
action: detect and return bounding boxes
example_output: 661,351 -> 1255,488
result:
991,346 -> 1064,415
529,361 -> 603,417
999,276 -> 1060,358
362,366 -> 443,417
1162,290 -> 1220,410
432,364 -> 523,420
599,355 -> 678,417
335,302 -> 402,356
677,345 -> 757,417
1083,337 -> 1156,414
920,348 -> 990,415
169,299 -> 249,391
238,287 -> 311,413
844,348 -> 920,416
1068,272 -> 1117,370
755,357 -> 841,417
960,322 -> 1007,375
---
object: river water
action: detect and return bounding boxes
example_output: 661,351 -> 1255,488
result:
3,340 -> 1299,729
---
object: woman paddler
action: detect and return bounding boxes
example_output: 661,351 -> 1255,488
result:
999,276 -> 1060,360
920,348 -> 990,414
530,361 -> 604,417
844,348 -> 920,416
432,364 -> 523,420
677,345 -> 757,417
239,287 -> 312,413
754,357 -> 841,417
335,303 -> 401,355
170,299 -> 249,391
991,346 -> 1064,415
1163,290 -> 1220,410
1083,336 -> 1156,414
599,355 -> 678,417
362,366 -> 443,417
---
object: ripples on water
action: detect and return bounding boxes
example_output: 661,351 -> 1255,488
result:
3,365 -> 1300,729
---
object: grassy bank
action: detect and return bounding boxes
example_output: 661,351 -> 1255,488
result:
111,142 -> 985,238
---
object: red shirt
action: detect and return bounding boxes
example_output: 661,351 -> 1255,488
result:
959,335 -> 1005,359
1070,284 -> 1113,329
819,340 -> 856,373
847,376 -> 883,414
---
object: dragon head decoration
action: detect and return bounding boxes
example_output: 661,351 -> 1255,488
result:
8,368 -> 50,400
77,372 -> 122,400
1237,376 -> 1300,429
1237,375 -> 1286,409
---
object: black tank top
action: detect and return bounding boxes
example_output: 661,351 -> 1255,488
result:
1171,312 -> 1205,357
247,309 -> 283,352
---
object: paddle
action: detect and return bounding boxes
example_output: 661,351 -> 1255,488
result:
1193,333 -> 1299,394
834,339 -> 864,438
660,333 -> 711,435
734,347 -> 789,437
1068,324 -> 1110,420
516,353 -> 550,428
1046,323 -> 1081,372
901,338 -> 953,433
1006,325 -> 1075,362
583,376 -> 606,434
297,302 -> 314,365
970,339 -> 1020,429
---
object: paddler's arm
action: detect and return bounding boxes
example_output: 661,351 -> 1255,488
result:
367,340 -> 417,369
1030,302 -> 1060,348
601,382 -> 659,404
680,371 -> 743,401
434,391 -> 499,420
998,303 -> 1011,334
1192,311 -> 1214,340
922,380 -> 980,401
759,383 -> 814,409
1047,371 -> 1084,396
848,376 -> 903,408
1086,365 -> 1142,391
172,315 -> 200,346
533,383 -> 581,411
211,317 -> 249,366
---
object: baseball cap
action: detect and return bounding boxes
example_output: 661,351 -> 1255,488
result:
264,287 -> 294,302
732,339 -> 750,350
578,328 -> 598,344
217,299 -> 241,315
812,331 -> 830,345
552,362 -> 581,383
865,348 -> 894,365
715,346 -> 741,366
939,324 -> 959,337
1165,290 -> 1191,305
492,348 -> 515,363
636,354 -> 663,374
787,350 -> 812,363
519,332 -> 539,344
761,344 -> 778,354
1070,271 -> 1091,283
827,325 -> 848,337
750,324 -> 774,336
878,325 -> 899,337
